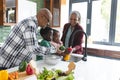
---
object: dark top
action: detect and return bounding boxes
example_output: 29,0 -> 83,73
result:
61,23 -> 84,54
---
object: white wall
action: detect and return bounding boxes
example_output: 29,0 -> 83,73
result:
18,0 -> 36,22
17,0 -> 36,60
60,0 -> 69,28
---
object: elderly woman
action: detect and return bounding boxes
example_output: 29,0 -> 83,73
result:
61,11 -> 84,54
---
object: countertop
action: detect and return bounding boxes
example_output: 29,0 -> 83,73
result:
7,55 -> 120,80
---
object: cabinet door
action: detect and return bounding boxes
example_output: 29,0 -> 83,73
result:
0,0 -> 5,25
52,0 -> 60,27
44,0 -> 60,27
0,0 -> 18,26
5,0 -> 17,24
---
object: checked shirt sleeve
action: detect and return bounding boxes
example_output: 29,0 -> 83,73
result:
23,26 -> 50,55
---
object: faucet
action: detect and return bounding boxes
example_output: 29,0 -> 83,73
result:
71,30 -> 87,61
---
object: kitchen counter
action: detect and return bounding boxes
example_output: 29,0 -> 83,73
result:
7,55 -> 120,80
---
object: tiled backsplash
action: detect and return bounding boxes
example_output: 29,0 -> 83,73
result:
0,26 -> 42,43
0,26 -> 11,43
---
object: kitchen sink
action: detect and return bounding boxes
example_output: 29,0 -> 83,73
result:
68,54 -> 83,62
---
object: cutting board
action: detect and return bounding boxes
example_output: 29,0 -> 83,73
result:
14,71 -> 37,80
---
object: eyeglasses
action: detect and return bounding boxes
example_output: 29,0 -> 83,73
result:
41,14 -> 50,27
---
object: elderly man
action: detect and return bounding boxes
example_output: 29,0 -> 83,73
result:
0,8 -> 55,69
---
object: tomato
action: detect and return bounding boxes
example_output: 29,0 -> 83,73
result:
67,47 -> 72,52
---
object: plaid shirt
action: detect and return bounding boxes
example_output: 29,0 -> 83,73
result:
0,16 -> 50,68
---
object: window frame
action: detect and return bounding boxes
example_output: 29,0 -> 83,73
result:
69,0 -> 120,46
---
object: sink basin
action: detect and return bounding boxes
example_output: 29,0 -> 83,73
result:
68,54 -> 83,62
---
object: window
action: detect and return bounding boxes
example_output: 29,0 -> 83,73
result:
115,0 -> 120,43
91,0 -> 111,43
70,0 -> 120,46
72,2 -> 87,32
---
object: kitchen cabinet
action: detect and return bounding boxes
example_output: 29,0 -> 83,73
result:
0,0 -> 36,26
0,0 -> 18,26
0,0 -> 5,25
44,0 -> 60,27
86,47 -> 120,59
44,0 -> 69,28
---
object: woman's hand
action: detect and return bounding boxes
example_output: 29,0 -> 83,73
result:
59,47 -> 73,56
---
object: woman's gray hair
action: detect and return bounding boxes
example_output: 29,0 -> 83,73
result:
70,11 -> 81,23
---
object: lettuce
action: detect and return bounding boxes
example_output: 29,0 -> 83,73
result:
56,72 -> 74,80
37,67 -> 74,80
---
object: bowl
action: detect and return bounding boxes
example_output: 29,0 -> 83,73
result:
44,54 -> 62,65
